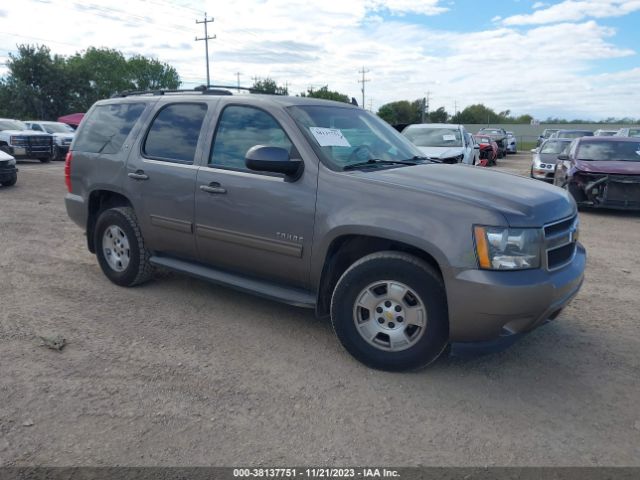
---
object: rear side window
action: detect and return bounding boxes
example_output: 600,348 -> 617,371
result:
143,103 -> 208,164
74,103 -> 145,154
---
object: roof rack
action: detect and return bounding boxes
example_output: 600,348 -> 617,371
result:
111,84 -> 283,98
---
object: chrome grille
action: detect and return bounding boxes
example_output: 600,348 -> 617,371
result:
29,136 -> 52,146
544,215 -> 578,271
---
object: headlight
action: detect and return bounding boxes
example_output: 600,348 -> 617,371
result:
7,158 -> 16,166
474,226 -> 542,270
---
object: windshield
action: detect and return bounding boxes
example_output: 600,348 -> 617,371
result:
577,141 -> 640,162
403,127 -> 462,148
558,131 -> 593,139
287,105 -> 424,171
475,136 -> 492,144
479,129 -> 503,136
540,140 -> 571,154
43,123 -> 74,134
628,129 -> 640,137
0,120 -> 27,131
595,130 -> 617,137
543,130 -> 558,138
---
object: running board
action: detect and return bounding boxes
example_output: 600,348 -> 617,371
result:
149,256 -> 316,309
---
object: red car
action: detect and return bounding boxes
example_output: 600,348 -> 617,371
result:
473,135 -> 498,166
554,136 -> 640,210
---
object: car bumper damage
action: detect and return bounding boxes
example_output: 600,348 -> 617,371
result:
572,173 -> 640,210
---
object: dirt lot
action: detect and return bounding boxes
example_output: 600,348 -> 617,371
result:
1,155 -> 639,467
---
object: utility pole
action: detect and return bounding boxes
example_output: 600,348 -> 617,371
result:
236,72 -> 241,92
425,91 -> 431,118
368,98 -> 374,112
454,100 -> 458,117
358,67 -> 370,108
195,13 -> 216,87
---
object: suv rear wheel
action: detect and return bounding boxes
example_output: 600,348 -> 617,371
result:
330,251 -> 448,371
94,206 -> 153,287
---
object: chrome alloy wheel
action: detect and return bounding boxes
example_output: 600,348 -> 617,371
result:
102,225 -> 131,272
352,280 -> 427,352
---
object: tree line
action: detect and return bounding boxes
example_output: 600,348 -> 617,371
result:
0,44 -> 180,120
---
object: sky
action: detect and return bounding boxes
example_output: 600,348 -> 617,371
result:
0,0 -> 639,120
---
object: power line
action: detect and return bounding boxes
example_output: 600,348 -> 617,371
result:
195,13 -> 216,87
358,66 -> 370,109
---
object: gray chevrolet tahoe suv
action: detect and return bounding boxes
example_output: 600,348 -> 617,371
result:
65,89 -> 585,371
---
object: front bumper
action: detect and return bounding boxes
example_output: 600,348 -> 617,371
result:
446,243 -> 585,343
0,165 -> 17,181
572,174 -> 640,211
8,144 -> 53,159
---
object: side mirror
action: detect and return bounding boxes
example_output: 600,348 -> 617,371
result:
245,145 -> 303,178
531,148 -> 539,153
557,154 -> 569,161
473,145 -> 480,149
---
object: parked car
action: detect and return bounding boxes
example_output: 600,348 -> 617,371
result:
477,127 -> 508,158
614,127 -> 640,138
554,136 -> 640,210
473,135 -> 498,166
506,131 -> 517,154
0,148 -> 18,186
550,129 -> 594,140
530,138 -> 572,182
0,119 -> 54,162
593,129 -> 619,137
465,132 -> 480,166
25,121 -> 75,160
536,129 -> 560,147
65,89 -> 585,371
402,123 -> 476,164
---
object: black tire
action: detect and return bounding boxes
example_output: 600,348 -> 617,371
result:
1,173 -> 17,187
94,206 -> 153,287
39,156 -> 51,163
330,251 -> 449,371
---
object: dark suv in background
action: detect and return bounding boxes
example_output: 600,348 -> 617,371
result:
64,88 -> 585,371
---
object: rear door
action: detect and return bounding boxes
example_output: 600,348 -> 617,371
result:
194,103 -> 318,288
126,101 -> 210,260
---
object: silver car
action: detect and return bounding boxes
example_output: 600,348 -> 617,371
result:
531,139 -> 572,182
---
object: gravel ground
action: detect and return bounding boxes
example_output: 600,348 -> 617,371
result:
1,155 -> 639,467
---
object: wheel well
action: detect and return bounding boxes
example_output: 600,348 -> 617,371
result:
86,190 -> 132,253
316,235 -> 443,317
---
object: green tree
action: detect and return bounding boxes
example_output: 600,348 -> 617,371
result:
451,104 -> 501,124
251,77 -> 288,95
0,44 -> 182,119
300,85 -> 349,103
377,100 -> 421,125
428,106 -> 449,123
0,44 -> 72,120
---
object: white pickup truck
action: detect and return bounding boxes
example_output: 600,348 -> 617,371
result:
0,118 -> 54,162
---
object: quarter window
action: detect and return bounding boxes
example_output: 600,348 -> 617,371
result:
144,103 -> 208,164
74,103 -> 145,154
210,105 -> 293,171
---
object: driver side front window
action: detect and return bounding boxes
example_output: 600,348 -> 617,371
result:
210,105 -> 293,172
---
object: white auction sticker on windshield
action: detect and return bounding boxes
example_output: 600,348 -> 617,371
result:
443,134 -> 456,141
309,127 -> 351,147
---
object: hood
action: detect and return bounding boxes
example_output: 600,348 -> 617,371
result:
355,164 -> 575,227
0,149 -> 15,161
1,129 -> 52,136
575,159 -> 640,175
51,132 -> 75,139
417,146 -> 464,160
539,153 -> 562,164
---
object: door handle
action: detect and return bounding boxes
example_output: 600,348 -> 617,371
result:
128,170 -> 149,181
200,182 -> 227,194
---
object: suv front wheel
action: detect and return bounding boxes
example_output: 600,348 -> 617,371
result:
330,251 -> 449,371
94,206 -> 153,287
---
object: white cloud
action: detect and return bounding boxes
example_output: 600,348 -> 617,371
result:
532,2 -> 548,8
0,0 -> 637,118
503,0 -> 640,26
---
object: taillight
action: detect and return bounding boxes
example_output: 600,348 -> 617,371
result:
64,151 -> 72,192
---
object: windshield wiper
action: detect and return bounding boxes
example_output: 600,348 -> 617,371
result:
343,159 -> 419,171
408,155 -> 442,164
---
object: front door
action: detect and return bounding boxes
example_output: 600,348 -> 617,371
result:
126,102 -> 209,260
194,104 -> 317,289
